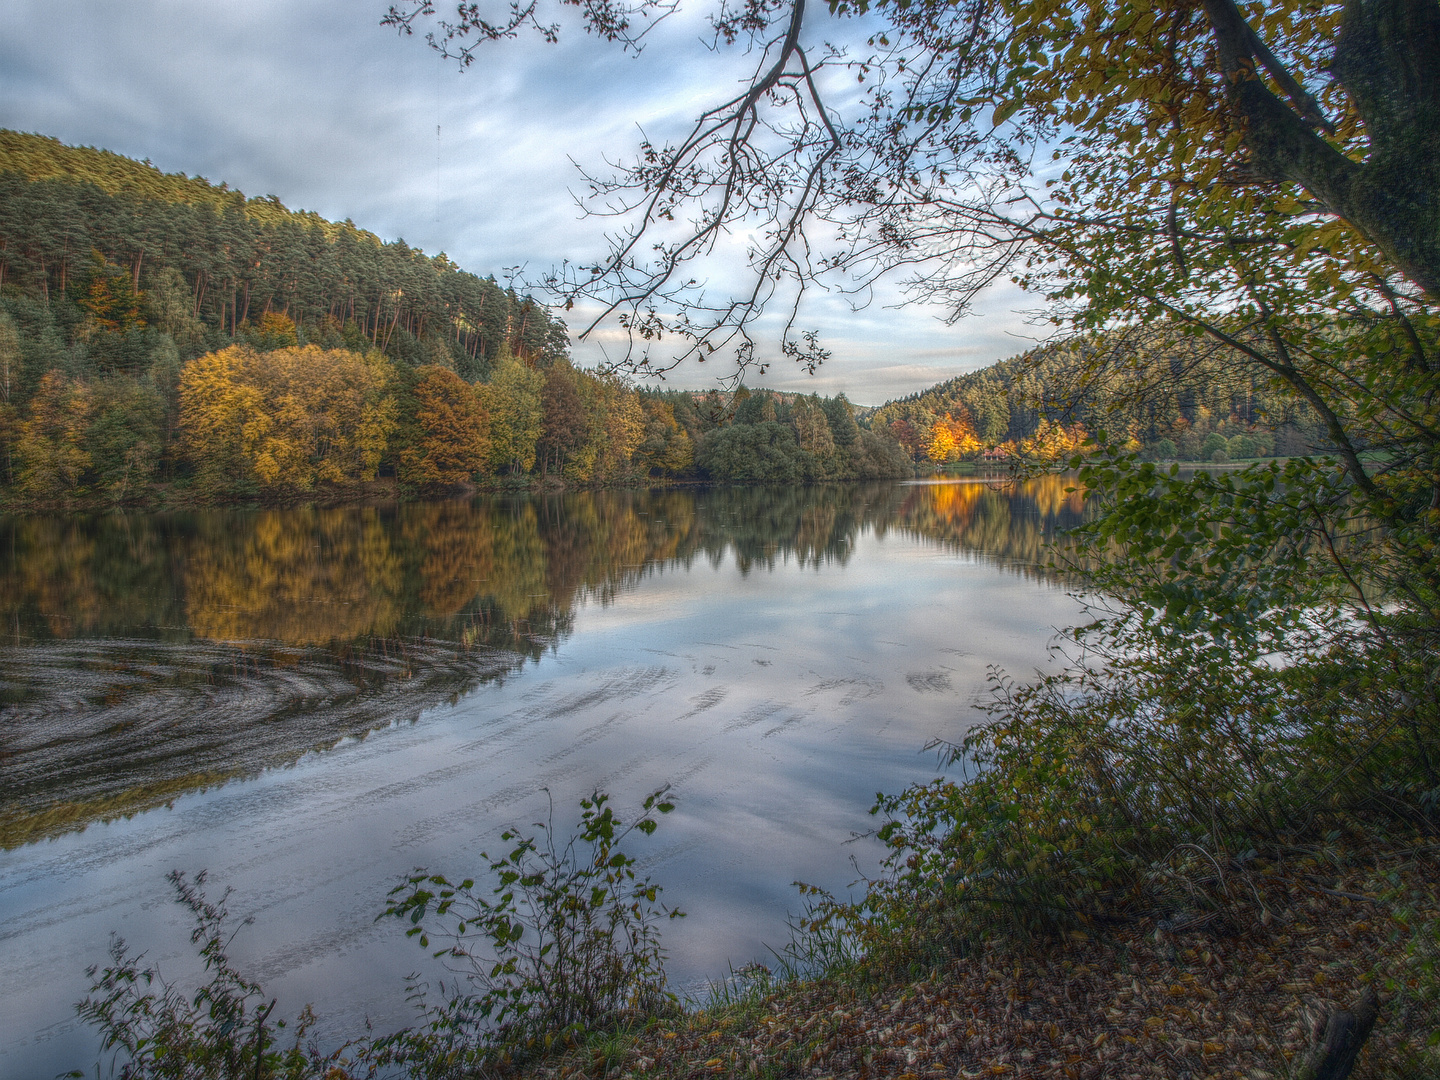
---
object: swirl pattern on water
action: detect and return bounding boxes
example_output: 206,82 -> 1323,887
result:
0,479 -> 1088,849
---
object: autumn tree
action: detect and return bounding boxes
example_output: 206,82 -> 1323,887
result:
1017,418 -> 1088,462
589,374 -> 646,482
79,249 -> 145,336
925,411 -> 982,465
13,371 -> 91,499
177,347 -> 262,493
636,397 -> 695,477
398,364 -> 490,490
886,419 -> 925,463
251,311 -> 300,350
179,344 -> 397,494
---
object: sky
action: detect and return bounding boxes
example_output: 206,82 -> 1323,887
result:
0,0 -> 1048,404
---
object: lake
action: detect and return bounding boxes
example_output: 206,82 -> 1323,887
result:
0,477 -> 1089,1077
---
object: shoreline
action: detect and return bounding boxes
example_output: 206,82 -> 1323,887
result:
0,458 -> 1304,517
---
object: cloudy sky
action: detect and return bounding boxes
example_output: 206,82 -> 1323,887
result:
0,1 -> 1046,403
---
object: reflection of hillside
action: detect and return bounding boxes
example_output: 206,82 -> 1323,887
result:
0,479 -> 1091,847
891,477 -> 1091,575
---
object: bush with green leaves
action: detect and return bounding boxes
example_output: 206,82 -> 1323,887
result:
1380,882 -> 1440,1077
71,870 -> 338,1080
369,789 -> 683,1076
808,450 -> 1439,970
696,422 -> 808,483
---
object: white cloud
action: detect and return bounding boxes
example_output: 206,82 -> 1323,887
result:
0,0 -> 1044,403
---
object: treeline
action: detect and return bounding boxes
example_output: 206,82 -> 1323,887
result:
870,329 -> 1333,464
1,336 -> 909,504
0,131 -> 909,505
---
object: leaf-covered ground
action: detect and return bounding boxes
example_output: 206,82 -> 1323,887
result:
522,851 -> 1439,1080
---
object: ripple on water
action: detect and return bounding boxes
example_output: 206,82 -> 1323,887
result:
0,637 -> 524,849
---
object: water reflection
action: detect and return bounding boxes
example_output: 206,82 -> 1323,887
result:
0,477 -> 1093,1078
0,478 -> 1087,850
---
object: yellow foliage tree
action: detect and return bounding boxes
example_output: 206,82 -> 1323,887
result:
925,412 -> 982,464
1017,419 -> 1089,462
179,345 -> 397,494
14,371 -> 92,499
591,375 -> 645,482
636,398 -> 695,477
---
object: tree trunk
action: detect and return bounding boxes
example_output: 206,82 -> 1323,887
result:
1293,986 -> 1380,1080
1202,0 -> 1440,297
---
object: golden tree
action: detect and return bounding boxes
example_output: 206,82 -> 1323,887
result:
399,364 -> 491,490
13,371 -> 92,499
179,345 -> 397,494
925,412 -> 982,465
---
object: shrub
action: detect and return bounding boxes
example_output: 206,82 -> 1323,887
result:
71,870 -> 340,1080
370,789 -> 682,1075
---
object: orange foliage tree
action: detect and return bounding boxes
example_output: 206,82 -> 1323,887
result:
79,250 -> 145,335
398,365 -> 490,490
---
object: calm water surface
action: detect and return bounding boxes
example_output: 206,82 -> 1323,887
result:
0,478 -> 1088,1077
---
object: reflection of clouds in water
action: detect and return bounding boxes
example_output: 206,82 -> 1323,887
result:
545,534 -> 1082,979
0,483 -> 1091,1078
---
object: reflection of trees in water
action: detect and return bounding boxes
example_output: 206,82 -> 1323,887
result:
187,508 -> 407,645
0,479 -> 1089,847
0,637 -> 524,850
0,480 -> 1085,654
0,514 -> 190,643
689,483 -> 898,571
890,476 -> 1091,575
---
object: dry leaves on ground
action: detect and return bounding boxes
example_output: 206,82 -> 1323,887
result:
521,851 -> 1438,1080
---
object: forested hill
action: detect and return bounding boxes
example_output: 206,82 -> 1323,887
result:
869,331 -> 1332,464
0,129 -> 567,376
0,131 -> 911,505
1,127 -> 1329,504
